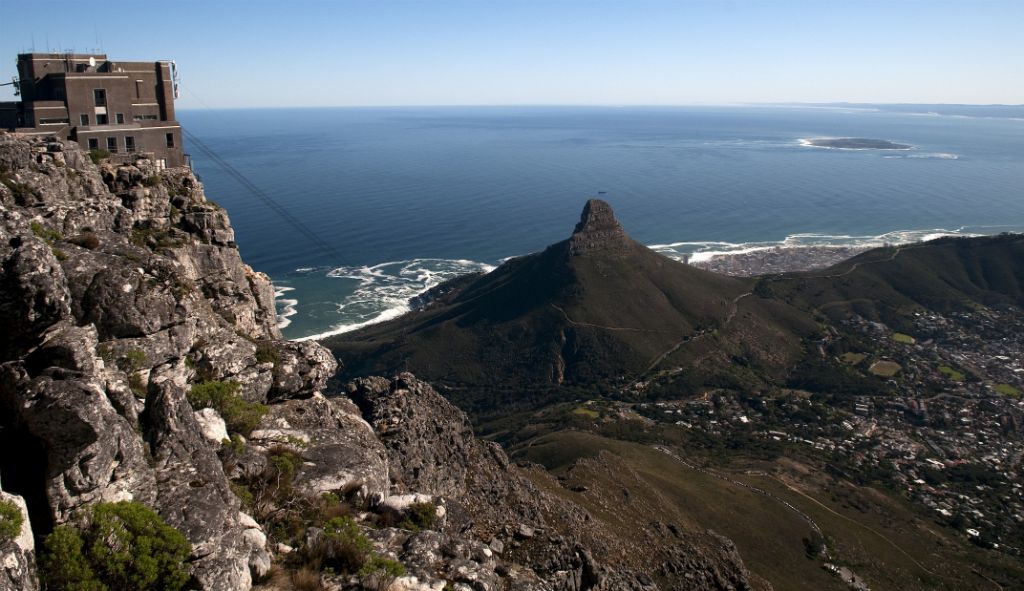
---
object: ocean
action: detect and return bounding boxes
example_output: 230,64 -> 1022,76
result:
177,105 -> 1024,340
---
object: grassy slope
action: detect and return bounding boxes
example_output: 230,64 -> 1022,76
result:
515,430 -> 1024,591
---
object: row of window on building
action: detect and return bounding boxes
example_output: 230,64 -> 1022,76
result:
86,132 -> 175,154
37,113 -> 161,126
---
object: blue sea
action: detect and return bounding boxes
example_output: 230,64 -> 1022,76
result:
177,105 -> 1024,340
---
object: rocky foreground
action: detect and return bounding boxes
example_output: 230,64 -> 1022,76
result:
0,135 -> 758,591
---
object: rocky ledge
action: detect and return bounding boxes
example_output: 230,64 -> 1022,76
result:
0,135 -> 757,591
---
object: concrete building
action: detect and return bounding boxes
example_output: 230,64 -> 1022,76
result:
0,53 -> 185,167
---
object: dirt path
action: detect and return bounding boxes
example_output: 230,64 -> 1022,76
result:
640,291 -> 753,375
763,474 -> 956,581
549,303 -> 675,333
653,445 -> 823,536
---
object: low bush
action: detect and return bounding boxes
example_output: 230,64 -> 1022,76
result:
290,567 -> 322,591
255,342 -> 281,367
88,149 -> 110,165
0,498 -> 23,542
187,380 -> 267,436
30,221 -> 62,244
359,555 -> 405,591
307,516 -> 373,574
40,501 -> 190,591
119,349 -> 149,372
130,227 -> 184,250
400,502 -> 437,531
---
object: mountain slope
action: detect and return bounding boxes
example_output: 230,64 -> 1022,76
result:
328,200 -> 814,410
759,233 -> 1024,329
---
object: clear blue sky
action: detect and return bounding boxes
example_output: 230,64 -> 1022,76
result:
1,0 -> 1021,108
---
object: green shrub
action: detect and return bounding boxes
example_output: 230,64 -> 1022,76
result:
1,174 -> 38,203
51,248 -> 68,262
0,498 -> 24,542
88,149 -> 110,165
255,342 -> 281,367
142,175 -> 162,187
31,221 -> 62,244
400,502 -> 437,531
187,380 -> 267,436
307,516 -> 372,574
40,525 -> 101,591
41,501 -> 190,591
229,481 -> 254,508
130,227 -> 184,250
359,555 -> 405,591
119,349 -> 149,372
268,448 -> 304,485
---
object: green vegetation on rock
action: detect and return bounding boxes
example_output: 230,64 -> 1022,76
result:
0,498 -> 24,542
187,380 -> 267,436
40,501 -> 190,591
87,149 -> 110,164
399,502 -> 437,531
30,221 -> 62,244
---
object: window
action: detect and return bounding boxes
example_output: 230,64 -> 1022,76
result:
88,138 -> 99,150
133,114 -> 158,121
166,133 -> 175,148
106,137 -> 118,153
115,113 -> 125,124
80,114 -> 89,126
38,117 -> 70,125
135,80 -> 142,99
96,113 -> 108,125
125,136 -> 135,153
93,89 -> 106,106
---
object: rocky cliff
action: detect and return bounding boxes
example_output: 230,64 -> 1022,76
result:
0,135 -> 758,591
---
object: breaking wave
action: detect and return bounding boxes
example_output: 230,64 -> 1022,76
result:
274,286 -> 298,329
647,226 -> 1014,265
287,258 -> 495,342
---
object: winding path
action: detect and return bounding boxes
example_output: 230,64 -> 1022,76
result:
653,445 -> 822,536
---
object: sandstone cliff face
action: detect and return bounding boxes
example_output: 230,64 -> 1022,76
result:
0,135 -> 757,591
0,135 -> 328,590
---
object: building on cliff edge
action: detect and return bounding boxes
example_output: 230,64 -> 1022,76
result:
0,53 -> 185,168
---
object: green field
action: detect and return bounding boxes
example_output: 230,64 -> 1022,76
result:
937,365 -> 965,381
892,333 -> 916,344
869,360 -> 902,377
994,383 -> 1021,397
571,406 -> 600,418
841,352 -> 867,365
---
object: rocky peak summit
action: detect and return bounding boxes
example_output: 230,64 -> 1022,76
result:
568,198 -> 629,255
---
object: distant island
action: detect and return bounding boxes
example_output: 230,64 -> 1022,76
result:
801,137 -> 913,150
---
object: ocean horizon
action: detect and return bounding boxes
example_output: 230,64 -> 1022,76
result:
178,105 -> 1024,340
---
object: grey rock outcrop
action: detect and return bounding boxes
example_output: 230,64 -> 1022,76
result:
568,199 -> 629,255
249,393 -> 390,503
0,491 -> 39,591
0,135 -> 334,590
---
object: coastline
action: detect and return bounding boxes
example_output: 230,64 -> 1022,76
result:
280,227 -> 1017,341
